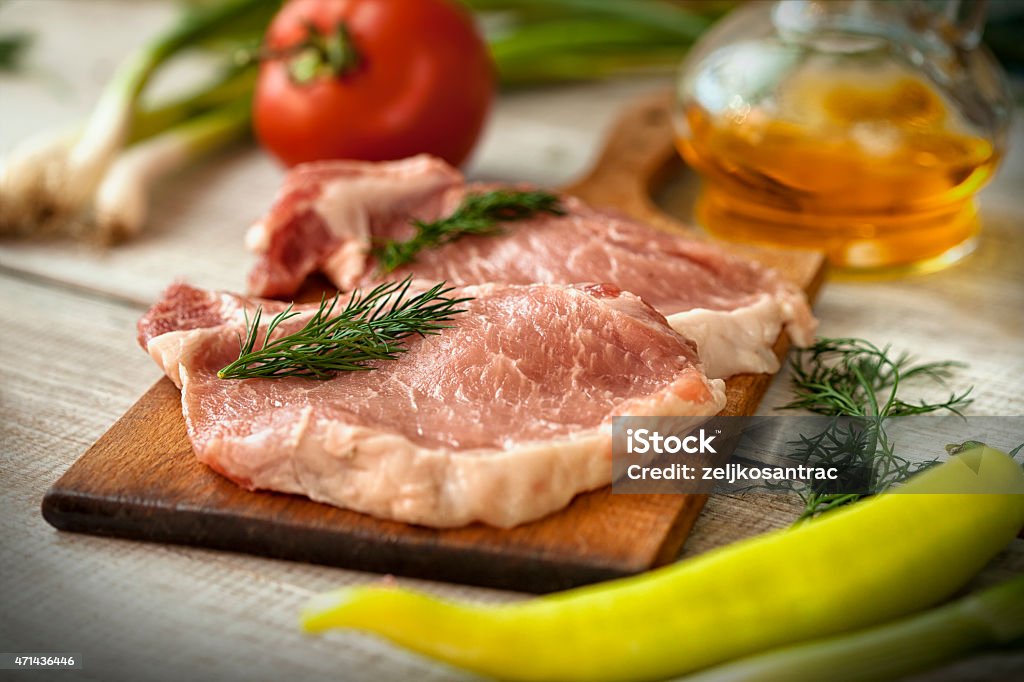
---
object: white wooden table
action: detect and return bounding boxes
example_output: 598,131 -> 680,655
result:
1,2 -> 1022,681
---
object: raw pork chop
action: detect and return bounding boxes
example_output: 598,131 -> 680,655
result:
246,156 -> 816,379
138,281 -> 726,528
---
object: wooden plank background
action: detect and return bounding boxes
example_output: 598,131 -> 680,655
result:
1,2 -> 1022,681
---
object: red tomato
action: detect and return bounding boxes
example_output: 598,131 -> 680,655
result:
254,0 -> 494,167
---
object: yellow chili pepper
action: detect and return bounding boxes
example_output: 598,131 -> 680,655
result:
302,446 -> 1024,682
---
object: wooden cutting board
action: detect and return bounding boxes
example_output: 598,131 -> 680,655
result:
42,91 -> 826,594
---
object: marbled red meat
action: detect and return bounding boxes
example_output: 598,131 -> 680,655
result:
138,282 -> 726,527
246,156 -> 816,378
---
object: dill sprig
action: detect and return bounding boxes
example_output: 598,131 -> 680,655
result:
782,417 -> 939,523
783,338 -> 972,418
781,338 -> 973,521
217,277 -> 471,380
374,189 -> 565,274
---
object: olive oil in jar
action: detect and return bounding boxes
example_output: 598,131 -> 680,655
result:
676,68 -> 1000,272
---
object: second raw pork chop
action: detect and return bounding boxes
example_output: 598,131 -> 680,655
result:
138,282 -> 726,527
246,156 -> 817,379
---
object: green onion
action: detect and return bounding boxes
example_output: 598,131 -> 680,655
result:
0,31 -> 33,73
489,18 -> 696,85
0,0 -> 275,239
467,0 -> 717,40
129,64 -> 258,145
469,0 -> 726,85
93,99 -> 251,242
680,575 -> 1024,682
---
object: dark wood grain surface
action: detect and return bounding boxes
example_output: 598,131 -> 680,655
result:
42,91 -> 827,593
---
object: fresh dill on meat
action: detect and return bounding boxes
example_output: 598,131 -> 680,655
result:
218,277 -> 471,380
781,338 -> 973,521
373,189 -> 565,273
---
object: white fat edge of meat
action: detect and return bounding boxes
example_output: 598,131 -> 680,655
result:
146,329 -> 203,388
243,175 -> 374,263
294,423 -> 464,523
245,160 -> 454,255
144,300 -> 247,388
448,376 -> 727,527
317,171 -> 463,287
312,177 -> 374,242
778,285 -> 818,346
668,294 -> 787,379
233,405 -> 315,495
322,241 -> 370,291
616,374 -> 727,422
212,376 -> 725,527
314,168 -> 458,239
245,197 -> 305,253
448,430 -> 612,528
245,219 -> 274,252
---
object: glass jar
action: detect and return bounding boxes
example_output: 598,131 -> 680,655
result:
674,0 -> 1013,273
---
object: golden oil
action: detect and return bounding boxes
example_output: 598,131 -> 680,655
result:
676,71 -> 1000,272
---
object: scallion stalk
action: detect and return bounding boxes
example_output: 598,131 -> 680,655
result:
93,98 -> 251,242
679,575 -> 1024,682
129,63 -> 258,144
466,0 -> 718,40
470,0 -> 725,86
488,17 -> 695,85
0,0 -> 274,237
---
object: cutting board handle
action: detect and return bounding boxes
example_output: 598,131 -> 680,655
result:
562,90 -> 695,236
